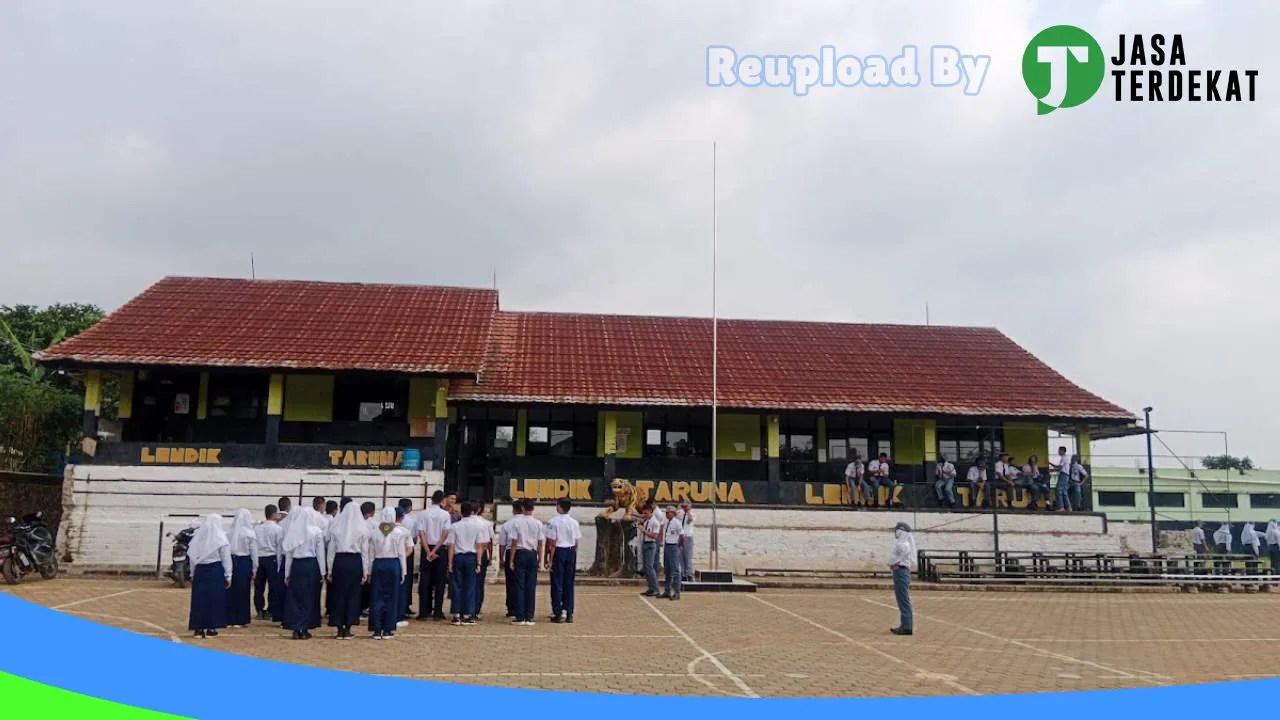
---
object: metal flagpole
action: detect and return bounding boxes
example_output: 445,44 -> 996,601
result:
710,141 -> 719,572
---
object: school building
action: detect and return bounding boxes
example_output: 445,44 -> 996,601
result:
36,276 -> 1140,512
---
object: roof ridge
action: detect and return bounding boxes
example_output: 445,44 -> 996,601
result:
158,275 -> 498,294
506,308 -> 996,331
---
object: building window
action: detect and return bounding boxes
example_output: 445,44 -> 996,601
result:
493,425 -> 514,450
642,410 -> 710,458
1098,491 -> 1136,507
827,438 -> 847,461
1201,492 -> 1239,509
936,426 -> 1002,465
333,376 -> 407,423
528,426 -> 549,445
1151,492 -> 1186,508
549,429 -> 574,457
1249,493 -> 1280,509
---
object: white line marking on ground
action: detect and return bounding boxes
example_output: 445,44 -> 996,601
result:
66,610 -> 182,644
860,597 -> 1172,683
750,595 -> 979,696
51,589 -> 137,610
640,596 -> 760,699
1014,638 -> 1280,643
243,633 -> 679,640
390,672 -> 769,679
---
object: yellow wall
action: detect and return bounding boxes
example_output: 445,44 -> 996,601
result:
117,371 -> 134,420
1077,427 -> 1092,464
434,380 -> 449,418
1004,422 -> 1049,465
717,413 -> 760,460
893,419 -> 933,464
516,409 -> 527,457
267,375 -> 284,416
83,370 -> 102,413
597,411 -> 642,458
196,373 -> 209,421
407,378 -> 435,423
765,415 -> 780,458
282,374 -> 333,422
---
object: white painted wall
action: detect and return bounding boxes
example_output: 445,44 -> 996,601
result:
60,465 -> 1148,574
62,465 -> 444,572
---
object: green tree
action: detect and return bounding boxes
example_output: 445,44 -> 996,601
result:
0,303 -> 104,472
1201,454 -> 1256,475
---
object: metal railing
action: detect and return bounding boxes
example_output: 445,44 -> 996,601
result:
917,550 -> 1278,587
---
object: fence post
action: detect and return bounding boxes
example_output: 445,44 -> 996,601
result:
155,521 -> 165,577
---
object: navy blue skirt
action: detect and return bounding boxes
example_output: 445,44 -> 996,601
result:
226,555 -> 253,626
328,552 -> 364,628
189,561 -> 228,632
286,557 -> 322,632
369,558 -> 402,634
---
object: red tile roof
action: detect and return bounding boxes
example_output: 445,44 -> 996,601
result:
449,311 -> 1133,421
36,277 -> 497,374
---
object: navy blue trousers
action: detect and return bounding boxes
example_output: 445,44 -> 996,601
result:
286,557 -> 321,632
453,553 -> 478,618
255,555 -> 282,618
189,561 -> 228,632
550,547 -> 577,618
328,552 -> 364,628
513,549 -> 538,621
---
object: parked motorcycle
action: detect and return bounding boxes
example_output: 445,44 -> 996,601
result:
1,512 -> 59,585
166,526 -> 197,588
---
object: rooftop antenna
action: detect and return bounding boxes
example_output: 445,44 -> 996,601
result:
250,254 -> 256,280
925,300 -> 930,326
492,265 -> 497,291
710,141 -> 719,572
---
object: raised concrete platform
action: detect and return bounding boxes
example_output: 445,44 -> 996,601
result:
681,569 -> 758,593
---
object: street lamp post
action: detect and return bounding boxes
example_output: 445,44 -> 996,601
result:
1144,406 -> 1157,554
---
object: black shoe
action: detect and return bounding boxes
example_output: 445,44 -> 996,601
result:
302,631 -> 313,640
566,615 -> 574,624
890,627 -> 913,636
550,616 -> 563,624
207,629 -> 219,637
194,630 -> 206,639
642,591 -> 656,596
292,630 -> 303,640
432,614 -> 446,621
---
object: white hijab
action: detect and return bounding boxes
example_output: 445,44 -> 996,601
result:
188,514 -> 229,567
378,506 -> 397,536
329,502 -> 368,553
229,508 -> 255,556
1240,523 -> 1260,548
283,508 -> 320,554
1212,523 -> 1232,549
1266,520 -> 1280,544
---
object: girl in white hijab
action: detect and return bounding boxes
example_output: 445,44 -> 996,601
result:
225,508 -> 257,628
187,514 -> 232,639
282,508 -> 327,640
1212,522 -> 1232,554
325,502 -> 372,639
1240,522 -> 1263,557
368,506 -> 411,640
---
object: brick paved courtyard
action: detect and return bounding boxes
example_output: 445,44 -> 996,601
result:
4,578 -> 1278,697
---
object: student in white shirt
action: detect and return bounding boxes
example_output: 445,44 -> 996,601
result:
497,500 -> 521,619
934,456 -> 957,508
679,500 -> 695,582
844,455 -> 866,507
1020,455 -> 1048,509
447,501 -> 493,625
325,502 -> 372,639
866,453 -> 894,507
358,501 -> 377,617
283,508 -> 327,640
1240,523 -> 1263,557
887,522 -> 917,636
1190,520 -> 1208,554
1051,446 -> 1071,511
254,504 -> 284,622
1213,523 -> 1233,554
397,498 -> 417,621
640,505 -> 662,596
659,506 -> 683,601
226,508 -> 257,628
545,498 -> 583,622
966,464 -> 987,507
1068,456 -> 1089,511
417,490 -> 452,620
369,507 -> 412,640
187,514 -> 232,639
508,499 -> 545,625
1265,519 -> 1280,572
273,496 -> 294,629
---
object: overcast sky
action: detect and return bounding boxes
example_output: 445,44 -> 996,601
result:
2,1 -> 1275,468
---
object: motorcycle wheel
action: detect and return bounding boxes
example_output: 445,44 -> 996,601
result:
39,556 -> 59,580
2,557 -> 19,585
174,564 -> 188,589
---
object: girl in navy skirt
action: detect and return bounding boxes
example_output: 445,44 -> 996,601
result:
325,502 -> 371,639
187,514 -> 232,639
369,507 -> 410,640
283,508 -> 327,640
226,508 -> 257,627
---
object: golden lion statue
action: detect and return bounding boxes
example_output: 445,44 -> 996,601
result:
598,478 -> 642,520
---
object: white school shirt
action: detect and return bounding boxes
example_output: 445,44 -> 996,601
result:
1241,525 -> 1262,552
662,518 -> 683,544
546,513 -> 582,549
255,521 -> 283,559
867,459 -> 889,477
326,526 -> 373,577
1052,453 -> 1069,473
196,544 -> 233,580
372,526 -> 411,578
419,505 -> 451,548
401,512 -> 418,545
509,514 -> 544,552
643,516 -> 661,542
680,511 -> 694,538
1070,463 -> 1089,483
498,519 -> 516,552
284,529 -> 327,578
937,461 -> 956,480
844,461 -> 863,480
448,516 -> 493,555
1190,527 -> 1207,546
1022,463 -> 1037,480
1003,463 -> 1020,482
888,533 -> 917,569
1266,523 -> 1280,547
966,466 -> 985,482
994,460 -> 1007,479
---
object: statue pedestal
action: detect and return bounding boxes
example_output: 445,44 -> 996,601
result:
588,515 -> 639,578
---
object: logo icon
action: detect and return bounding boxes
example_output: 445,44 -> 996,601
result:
1022,25 -> 1105,115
